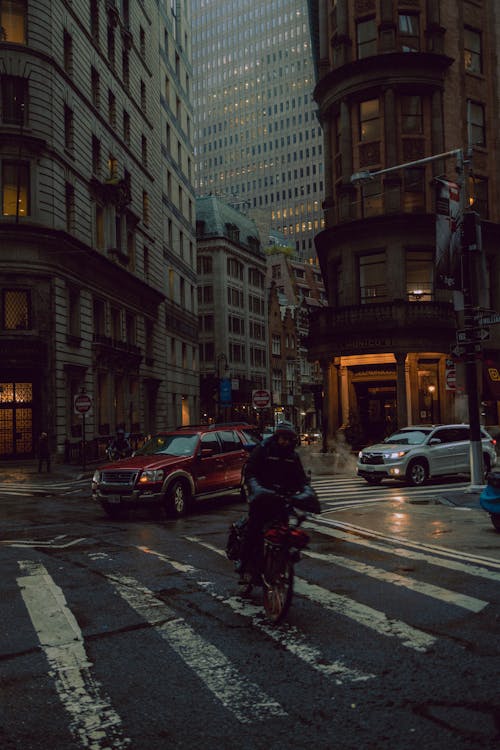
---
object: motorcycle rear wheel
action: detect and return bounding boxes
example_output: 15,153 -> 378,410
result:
262,546 -> 294,624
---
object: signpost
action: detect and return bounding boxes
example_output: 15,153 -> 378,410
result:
73,390 -> 92,471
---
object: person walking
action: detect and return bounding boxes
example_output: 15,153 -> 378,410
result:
37,431 -> 51,472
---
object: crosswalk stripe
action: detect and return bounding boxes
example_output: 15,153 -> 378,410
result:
161,540 -> 373,683
17,561 -> 131,750
305,520 -> 500,581
108,572 -> 287,722
303,549 -> 488,612
183,536 -> 435,653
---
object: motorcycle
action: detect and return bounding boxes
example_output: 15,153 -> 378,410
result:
226,494 -> 312,624
479,470 -> 500,532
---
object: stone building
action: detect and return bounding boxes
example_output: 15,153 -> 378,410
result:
196,196 -> 268,423
0,0 -> 197,460
307,0 -> 500,445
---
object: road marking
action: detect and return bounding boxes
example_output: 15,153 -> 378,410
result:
2,535 -> 86,548
305,519 -> 500,579
109,572 -> 287,722
17,561 -> 130,750
182,537 -> 434,652
169,541 -> 373,684
303,549 -> 488,612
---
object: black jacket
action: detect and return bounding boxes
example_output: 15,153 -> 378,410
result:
244,437 -> 320,514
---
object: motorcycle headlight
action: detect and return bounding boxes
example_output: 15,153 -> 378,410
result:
92,470 -> 101,483
139,469 -> 164,483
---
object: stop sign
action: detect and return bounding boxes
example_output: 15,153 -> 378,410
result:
252,389 -> 271,408
74,393 -> 92,414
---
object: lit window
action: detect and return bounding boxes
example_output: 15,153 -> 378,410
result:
2,161 -> 30,217
0,0 -> 26,43
2,289 -> 30,329
464,28 -> 482,74
359,99 -> 380,142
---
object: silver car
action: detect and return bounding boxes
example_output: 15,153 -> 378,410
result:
357,424 -> 497,486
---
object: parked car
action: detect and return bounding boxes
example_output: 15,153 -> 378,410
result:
356,424 -> 497,487
92,425 -> 255,519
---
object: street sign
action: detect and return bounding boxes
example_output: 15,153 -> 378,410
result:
456,328 -> 489,343
74,393 -> 92,415
219,378 -> 232,405
445,368 -> 456,391
474,311 -> 500,326
252,389 -> 271,409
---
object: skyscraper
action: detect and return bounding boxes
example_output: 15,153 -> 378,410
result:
191,0 -> 324,262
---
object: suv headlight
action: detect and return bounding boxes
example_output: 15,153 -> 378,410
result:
139,469 -> 164,483
383,450 -> 409,460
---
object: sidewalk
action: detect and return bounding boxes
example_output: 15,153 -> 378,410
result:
0,459 -> 96,483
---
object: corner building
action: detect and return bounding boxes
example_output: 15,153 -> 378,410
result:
307,0 -> 500,444
0,0 -> 197,460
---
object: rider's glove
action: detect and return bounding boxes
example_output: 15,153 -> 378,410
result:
292,486 -> 321,513
246,478 -> 276,504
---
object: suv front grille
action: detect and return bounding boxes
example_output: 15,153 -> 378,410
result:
100,470 -> 139,485
361,454 -> 384,465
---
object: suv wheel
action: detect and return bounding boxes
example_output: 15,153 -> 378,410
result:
166,479 -> 190,518
406,459 -> 428,487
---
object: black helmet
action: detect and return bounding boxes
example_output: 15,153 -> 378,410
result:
273,421 -> 298,449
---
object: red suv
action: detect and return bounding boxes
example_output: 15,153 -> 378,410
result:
92,425 -> 253,519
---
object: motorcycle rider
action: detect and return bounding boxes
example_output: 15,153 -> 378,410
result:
236,420 -> 320,577
107,428 -> 132,460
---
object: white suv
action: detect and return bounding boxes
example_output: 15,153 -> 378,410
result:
357,424 -> 497,486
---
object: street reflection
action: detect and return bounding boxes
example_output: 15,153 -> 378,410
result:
388,510 -> 410,534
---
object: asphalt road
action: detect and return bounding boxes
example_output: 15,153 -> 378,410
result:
1,478 -> 499,750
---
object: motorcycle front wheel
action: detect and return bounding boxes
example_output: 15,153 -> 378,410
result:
262,546 -> 294,624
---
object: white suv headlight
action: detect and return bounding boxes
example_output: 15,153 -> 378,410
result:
383,450 -> 409,460
139,469 -> 164,483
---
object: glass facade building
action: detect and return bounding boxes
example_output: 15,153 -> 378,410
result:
191,0 -> 324,262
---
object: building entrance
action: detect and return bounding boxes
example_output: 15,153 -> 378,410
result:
355,383 -> 397,445
0,382 -> 34,458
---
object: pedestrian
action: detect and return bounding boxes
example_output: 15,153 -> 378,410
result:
38,431 -> 51,472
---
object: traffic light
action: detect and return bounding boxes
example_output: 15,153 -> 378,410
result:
462,211 -> 481,251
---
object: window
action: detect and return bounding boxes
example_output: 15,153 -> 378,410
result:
140,80 -> 146,113
272,334 -> 281,355
141,135 -> 148,167
464,28 -> 482,74
142,191 -> 149,224
218,431 -> 242,453
361,177 -> 382,217
63,30 -> 73,73
139,26 -> 146,57
64,104 -> 74,151
401,96 -> 423,134
0,0 -> 26,43
107,25 -> 115,68
108,90 -> 116,129
399,13 -> 419,52
357,18 -> 376,59
359,99 -> 380,142
90,0 -> 99,41
1,75 -> 27,124
405,250 -> 434,302
2,289 -> 30,329
65,182 -> 75,232
95,204 -> 104,248
468,101 -> 485,146
2,161 -> 29,217
122,49 -> 129,89
403,167 -> 425,212
123,111 -> 130,146
359,252 -> 387,303
91,67 -> 100,109
91,135 -> 101,175
68,287 -> 80,337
